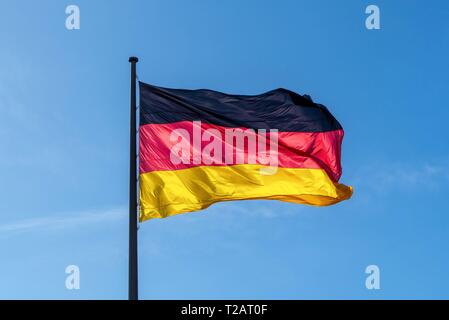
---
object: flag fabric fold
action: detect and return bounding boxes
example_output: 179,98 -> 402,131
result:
138,82 -> 352,221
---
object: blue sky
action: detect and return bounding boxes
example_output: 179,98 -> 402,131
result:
1,0 -> 449,299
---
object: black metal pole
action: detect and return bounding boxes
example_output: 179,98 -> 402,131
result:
128,56 -> 138,301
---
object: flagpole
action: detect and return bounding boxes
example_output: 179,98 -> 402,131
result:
128,56 -> 139,300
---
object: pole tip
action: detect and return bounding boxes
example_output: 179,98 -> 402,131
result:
129,56 -> 139,63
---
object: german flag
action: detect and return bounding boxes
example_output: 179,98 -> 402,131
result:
139,82 -> 352,221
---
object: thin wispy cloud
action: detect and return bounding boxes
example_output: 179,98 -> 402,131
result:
0,207 -> 126,236
349,158 -> 449,194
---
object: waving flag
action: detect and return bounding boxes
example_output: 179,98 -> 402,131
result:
138,82 -> 352,221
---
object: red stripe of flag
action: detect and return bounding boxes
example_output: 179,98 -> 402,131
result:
139,121 -> 343,182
